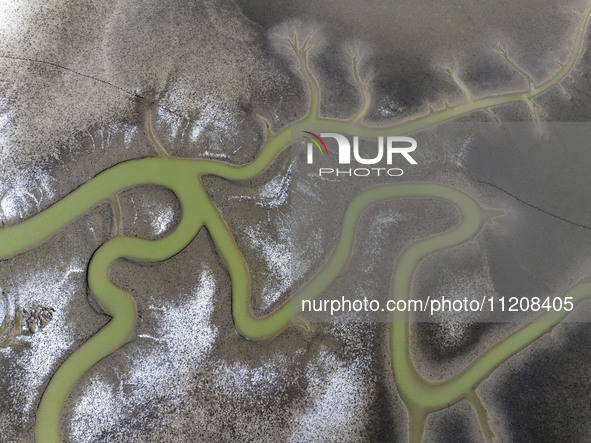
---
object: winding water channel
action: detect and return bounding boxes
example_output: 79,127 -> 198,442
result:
0,3 -> 590,441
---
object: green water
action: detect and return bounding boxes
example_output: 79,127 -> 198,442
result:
0,3 -> 590,441
7,150 -> 589,443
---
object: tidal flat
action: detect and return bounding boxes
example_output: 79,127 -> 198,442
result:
1,1 -> 591,441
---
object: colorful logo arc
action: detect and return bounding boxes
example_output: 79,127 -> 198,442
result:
302,131 -> 328,155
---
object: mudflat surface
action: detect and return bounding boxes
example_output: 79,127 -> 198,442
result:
1,1 -> 591,442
